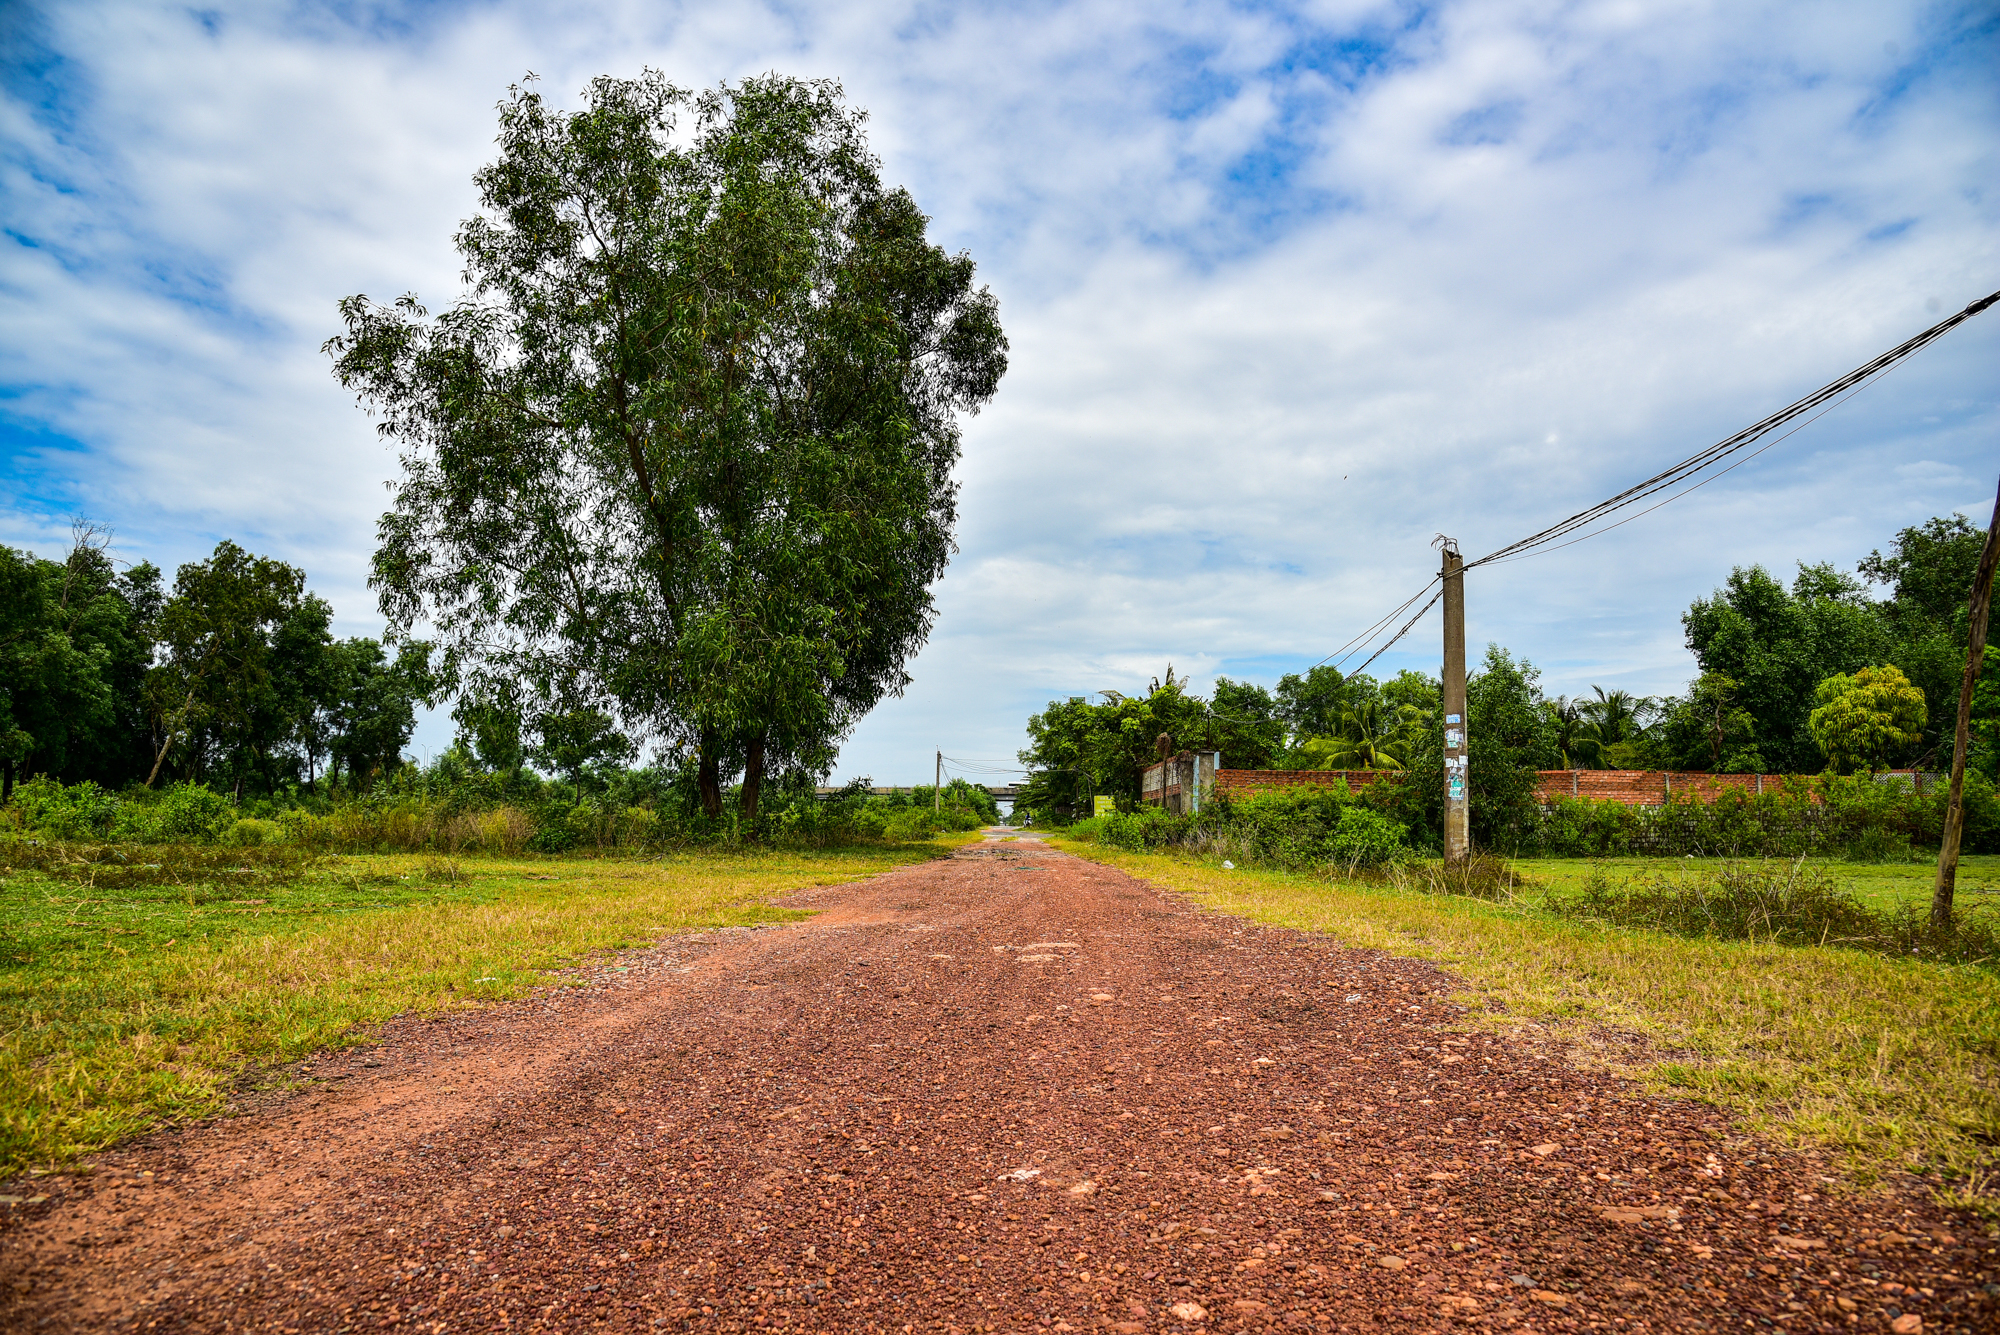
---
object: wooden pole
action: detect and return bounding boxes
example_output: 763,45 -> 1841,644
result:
1441,541 -> 1469,864
935,750 -> 942,813
1933,472 -> 2000,928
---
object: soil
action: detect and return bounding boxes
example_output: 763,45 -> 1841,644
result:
1,833 -> 1992,1334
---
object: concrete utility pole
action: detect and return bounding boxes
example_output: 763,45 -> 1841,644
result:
1439,536 -> 1469,865
935,750 -> 943,813
1933,472 -> 2000,928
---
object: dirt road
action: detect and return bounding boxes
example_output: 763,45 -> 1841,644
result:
2,835 -> 1990,1334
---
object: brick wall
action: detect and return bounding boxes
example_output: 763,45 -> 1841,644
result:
1214,769 -> 1395,796
1210,768 -> 1908,808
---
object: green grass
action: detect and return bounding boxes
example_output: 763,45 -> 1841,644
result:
0,844 -> 942,1177
1053,841 -> 2000,1215
1521,854 -> 2000,914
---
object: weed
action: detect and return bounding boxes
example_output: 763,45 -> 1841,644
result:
1390,854 -> 1533,901
421,855 -> 464,885
1548,859 -> 2000,966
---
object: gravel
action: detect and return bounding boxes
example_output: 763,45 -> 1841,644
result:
2,833 -> 1992,1334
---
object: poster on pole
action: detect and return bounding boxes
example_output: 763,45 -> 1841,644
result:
1093,796 -> 1116,818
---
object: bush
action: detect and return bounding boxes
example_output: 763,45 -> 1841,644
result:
1390,854 -> 1533,900
1518,771 -> 2000,860
1072,787 -> 1413,873
1329,807 -> 1410,869
145,783 -> 238,843
223,818 -> 281,847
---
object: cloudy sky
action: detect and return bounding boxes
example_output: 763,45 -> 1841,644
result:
3,0 -> 1996,786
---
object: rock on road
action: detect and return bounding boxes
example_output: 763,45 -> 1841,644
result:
2,833 -> 1991,1334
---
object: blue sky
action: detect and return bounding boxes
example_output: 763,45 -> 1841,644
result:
3,0 -> 1996,785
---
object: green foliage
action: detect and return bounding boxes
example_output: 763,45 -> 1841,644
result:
1015,667 -> 1264,820
1017,666 -> 1411,823
1679,563 -> 1892,772
0,532 -> 158,795
529,708 -> 636,789
1085,785 -> 1410,872
1519,770 -> 1998,859
330,72 -> 1006,821
1548,859 -> 2000,966
1809,665 -> 1927,774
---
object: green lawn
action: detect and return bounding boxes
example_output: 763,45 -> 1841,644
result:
0,844 -> 942,1178
1519,853 -> 2000,913
1053,840 -> 2000,1216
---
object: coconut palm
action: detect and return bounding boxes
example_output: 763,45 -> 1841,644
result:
1302,699 -> 1424,770
1574,686 -> 1656,768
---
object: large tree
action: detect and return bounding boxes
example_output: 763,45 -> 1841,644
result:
1681,563 -> 1890,772
327,73 -> 1006,819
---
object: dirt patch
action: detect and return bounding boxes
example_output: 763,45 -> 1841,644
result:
1,834 -> 1990,1333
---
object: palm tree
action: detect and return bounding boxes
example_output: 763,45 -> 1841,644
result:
1544,695 -> 1587,768
1574,686 -> 1655,768
1304,699 -> 1423,770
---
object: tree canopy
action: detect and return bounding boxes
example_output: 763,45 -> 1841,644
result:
327,72 -> 1006,819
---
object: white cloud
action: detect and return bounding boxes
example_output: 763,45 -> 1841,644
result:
2,0 -> 1995,782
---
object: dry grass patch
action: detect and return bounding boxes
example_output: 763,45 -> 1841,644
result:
0,846 -> 936,1176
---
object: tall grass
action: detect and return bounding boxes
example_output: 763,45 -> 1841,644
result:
1548,858 -> 2000,966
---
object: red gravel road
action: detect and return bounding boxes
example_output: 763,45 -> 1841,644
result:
2,835 -> 1993,1335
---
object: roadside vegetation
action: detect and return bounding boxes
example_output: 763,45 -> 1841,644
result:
0,842 -> 953,1178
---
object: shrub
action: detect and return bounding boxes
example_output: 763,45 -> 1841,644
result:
1329,807 -> 1410,868
3,777 -> 121,839
1390,854 -> 1532,901
223,818 -> 281,847
884,808 -> 943,842
147,783 -> 237,843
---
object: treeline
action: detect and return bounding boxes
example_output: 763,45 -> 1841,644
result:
0,530 -> 431,803
2,758 -> 1002,853
1015,511 -> 2000,844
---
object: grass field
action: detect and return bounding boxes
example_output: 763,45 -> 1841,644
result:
0,843 -> 944,1178
1053,841 -> 2000,1217
1522,853 -> 2000,913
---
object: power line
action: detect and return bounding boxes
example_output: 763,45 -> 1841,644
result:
1465,288 -> 1998,571
1317,287 -> 1999,671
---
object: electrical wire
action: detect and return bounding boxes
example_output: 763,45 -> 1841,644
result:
1465,288 -> 1998,571
1471,364 -> 1894,569
1346,585 -> 1446,678
1310,287 -> 1999,672
1314,578 -> 1441,670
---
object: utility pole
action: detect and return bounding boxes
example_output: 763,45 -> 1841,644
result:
1933,472 -> 2000,928
1439,536 -> 1469,865
935,750 -> 942,813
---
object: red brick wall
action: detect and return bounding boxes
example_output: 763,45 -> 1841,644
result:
1214,769 -> 1841,808
1214,769 -> 1394,796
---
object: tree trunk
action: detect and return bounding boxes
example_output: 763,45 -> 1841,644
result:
1932,471 -> 2000,928
697,734 -> 724,819
2,758 -> 13,806
145,735 -> 173,788
741,732 -> 767,821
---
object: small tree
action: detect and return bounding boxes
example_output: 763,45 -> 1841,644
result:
143,541 -> 305,787
530,707 -> 636,790
1809,665 -> 1926,774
